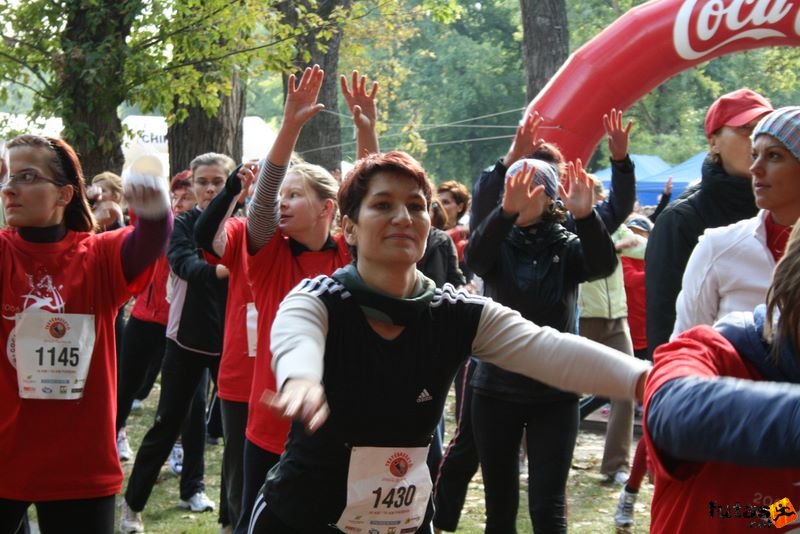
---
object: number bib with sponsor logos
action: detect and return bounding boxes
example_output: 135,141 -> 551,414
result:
336,446 -> 431,534
14,312 -> 96,400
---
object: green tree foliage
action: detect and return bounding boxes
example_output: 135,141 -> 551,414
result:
340,0 -> 525,186
0,0 -> 346,175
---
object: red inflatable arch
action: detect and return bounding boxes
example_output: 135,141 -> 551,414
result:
525,0 -> 800,162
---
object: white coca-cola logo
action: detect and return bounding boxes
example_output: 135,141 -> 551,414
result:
673,0 -> 798,59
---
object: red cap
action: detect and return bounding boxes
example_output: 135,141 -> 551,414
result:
704,88 -> 773,137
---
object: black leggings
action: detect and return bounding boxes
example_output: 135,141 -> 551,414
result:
116,317 -> 167,431
0,495 -> 115,534
472,392 -> 579,534
124,340 -> 218,510
235,440 -> 281,534
433,358 -> 478,531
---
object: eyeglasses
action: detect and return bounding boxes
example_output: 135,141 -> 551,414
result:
1,171 -> 63,188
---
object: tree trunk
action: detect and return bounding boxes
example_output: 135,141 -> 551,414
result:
278,0 -> 351,173
519,0 -> 569,102
167,73 -> 245,178
60,1 -> 142,178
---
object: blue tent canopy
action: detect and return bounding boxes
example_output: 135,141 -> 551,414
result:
594,154 -> 671,182
598,151 -> 706,206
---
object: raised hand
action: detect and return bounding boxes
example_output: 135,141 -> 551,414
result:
603,109 -> 634,161
559,160 -> 594,219
340,70 -> 380,158
237,160 -> 258,203
502,162 -> 546,220
261,378 -> 330,434
663,176 -> 673,195
504,111 -> 544,168
283,65 -> 325,131
340,70 -> 379,132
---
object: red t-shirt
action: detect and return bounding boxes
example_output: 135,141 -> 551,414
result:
245,229 -> 351,453
0,228 -> 149,501
621,256 -> 646,350
643,326 -> 800,532
216,218 -> 255,403
130,254 -> 170,325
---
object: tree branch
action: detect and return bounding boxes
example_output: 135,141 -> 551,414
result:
0,49 -> 51,87
130,4 -> 232,52
0,74 -> 49,99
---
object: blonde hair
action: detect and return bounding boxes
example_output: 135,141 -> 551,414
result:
92,171 -> 124,199
288,162 -> 339,207
765,224 -> 800,358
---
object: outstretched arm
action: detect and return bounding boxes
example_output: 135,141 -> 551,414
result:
121,173 -> 173,283
341,70 -> 379,159
247,65 -> 325,255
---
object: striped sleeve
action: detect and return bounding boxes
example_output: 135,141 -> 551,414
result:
247,160 -> 287,253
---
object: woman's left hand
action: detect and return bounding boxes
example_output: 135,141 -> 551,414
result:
262,378 -> 330,433
560,160 -> 593,219
340,70 -> 379,133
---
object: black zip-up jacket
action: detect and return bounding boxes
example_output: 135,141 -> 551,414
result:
645,157 -> 758,357
417,227 -> 466,287
167,206 -> 228,354
465,170 -> 618,402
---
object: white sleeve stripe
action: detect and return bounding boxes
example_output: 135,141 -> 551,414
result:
431,284 -> 486,307
295,275 -> 351,298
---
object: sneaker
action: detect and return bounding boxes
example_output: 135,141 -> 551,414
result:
120,500 -> 144,533
614,487 -> 638,527
131,399 -> 144,411
178,491 -> 215,512
117,429 -> 133,463
603,470 -> 629,485
168,442 -> 183,475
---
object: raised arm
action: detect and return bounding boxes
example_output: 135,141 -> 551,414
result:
247,65 -> 325,255
340,70 -> 379,159
195,164 -> 256,257
650,177 -> 673,223
466,162 -> 546,276
503,111 -> 543,169
591,109 -> 636,233
120,172 -> 173,283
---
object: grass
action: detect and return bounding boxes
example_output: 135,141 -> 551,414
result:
114,384 -> 653,533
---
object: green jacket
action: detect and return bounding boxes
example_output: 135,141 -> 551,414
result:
578,225 -> 645,319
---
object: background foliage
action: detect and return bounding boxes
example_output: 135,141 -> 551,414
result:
1,0 -> 799,186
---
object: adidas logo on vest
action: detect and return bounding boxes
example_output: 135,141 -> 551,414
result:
416,389 -> 433,403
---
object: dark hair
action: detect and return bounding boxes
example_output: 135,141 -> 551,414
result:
765,224 -> 800,360
170,170 -> 193,193
7,135 -> 95,232
339,151 -> 433,222
429,194 -> 450,230
528,142 -> 566,177
436,180 -> 470,219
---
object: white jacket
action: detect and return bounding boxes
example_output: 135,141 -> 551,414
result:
671,210 -> 774,340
